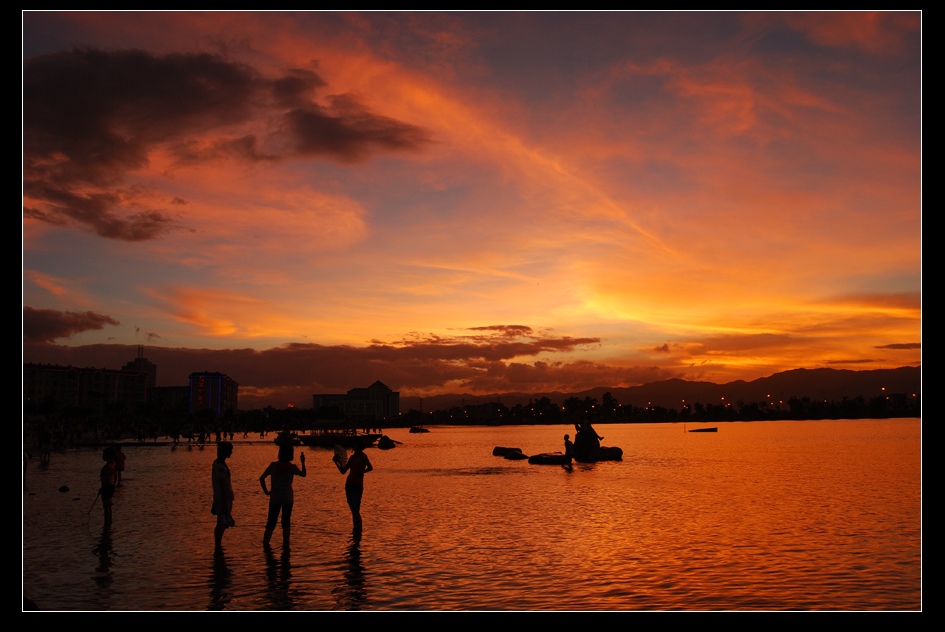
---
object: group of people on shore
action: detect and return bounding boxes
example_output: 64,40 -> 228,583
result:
210,440 -> 373,552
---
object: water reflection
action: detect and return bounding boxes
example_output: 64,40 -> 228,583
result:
332,538 -> 367,610
92,526 -> 114,591
208,550 -> 232,611
264,544 -> 294,610
22,421 -> 921,610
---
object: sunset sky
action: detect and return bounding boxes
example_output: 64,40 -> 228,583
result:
22,11 -> 921,408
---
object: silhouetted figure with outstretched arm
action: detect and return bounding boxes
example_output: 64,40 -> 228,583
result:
212,442 -> 235,553
259,444 -> 306,549
334,442 -> 373,539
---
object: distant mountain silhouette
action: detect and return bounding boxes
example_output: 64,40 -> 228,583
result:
402,366 -> 921,413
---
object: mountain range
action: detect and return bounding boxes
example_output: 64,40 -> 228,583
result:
400,366 -> 921,413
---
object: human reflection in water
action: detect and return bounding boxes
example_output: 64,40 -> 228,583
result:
208,549 -> 232,611
264,541 -> 295,610
92,526 -> 115,590
332,538 -> 367,610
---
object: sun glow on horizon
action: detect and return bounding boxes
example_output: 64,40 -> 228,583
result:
22,12 -> 920,406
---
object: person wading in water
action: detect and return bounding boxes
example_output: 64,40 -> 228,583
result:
259,444 -> 306,549
334,441 -> 373,540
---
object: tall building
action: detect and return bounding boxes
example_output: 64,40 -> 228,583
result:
121,346 -> 157,390
313,380 -> 399,421
189,372 -> 239,416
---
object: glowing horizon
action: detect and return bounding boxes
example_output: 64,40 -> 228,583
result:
22,12 -> 921,407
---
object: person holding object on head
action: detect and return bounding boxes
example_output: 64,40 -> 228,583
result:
259,444 -> 306,548
334,441 -> 373,538
212,441 -> 235,552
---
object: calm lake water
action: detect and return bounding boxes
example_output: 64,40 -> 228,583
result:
22,419 -> 921,611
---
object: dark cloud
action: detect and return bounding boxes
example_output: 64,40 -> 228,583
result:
457,359 -> 676,394
284,93 -> 430,162
24,48 -> 260,183
169,134 -> 276,166
21,326 -> 614,408
271,68 -> 327,107
875,342 -> 921,350
687,332 -> 802,353
23,307 -> 120,343
826,359 -> 879,365
23,47 -> 431,241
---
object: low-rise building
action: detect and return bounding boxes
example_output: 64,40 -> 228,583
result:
313,380 -> 399,421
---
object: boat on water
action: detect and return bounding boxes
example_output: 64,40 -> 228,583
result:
688,427 -> 718,433
409,426 -> 430,433
298,429 -> 382,448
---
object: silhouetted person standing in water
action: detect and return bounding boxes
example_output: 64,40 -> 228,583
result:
212,441 -> 235,553
259,444 -> 306,548
335,441 -> 373,539
99,447 -> 118,528
563,434 -> 574,472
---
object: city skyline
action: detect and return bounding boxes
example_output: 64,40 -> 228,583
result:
23,12 -> 921,408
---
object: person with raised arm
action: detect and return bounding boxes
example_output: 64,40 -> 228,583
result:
259,444 -> 306,548
334,441 -> 373,539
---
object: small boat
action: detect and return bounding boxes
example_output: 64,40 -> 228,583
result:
377,435 -> 397,450
688,427 -> 718,433
298,429 -> 382,448
409,426 -> 430,433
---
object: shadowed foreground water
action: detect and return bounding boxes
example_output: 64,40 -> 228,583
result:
22,419 -> 921,611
